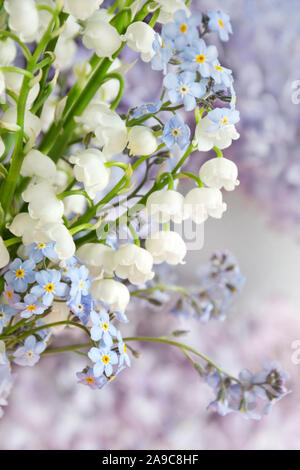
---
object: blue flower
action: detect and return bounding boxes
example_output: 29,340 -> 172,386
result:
210,61 -> 233,88
90,310 -> 117,347
67,265 -> 91,305
4,284 -> 20,305
117,331 -> 131,367
14,294 -> 47,319
180,39 -> 218,77
132,100 -> 162,119
24,242 -> 58,263
163,115 -> 191,149
60,256 -> 77,280
151,34 -> 173,74
162,9 -> 201,50
207,10 -> 232,42
163,71 -> 206,111
4,258 -> 36,293
13,335 -> 46,366
31,269 -> 68,306
67,293 -> 92,325
0,304 -> 17,334
88,346 -> 119,378
206,108 -> 240,132
76,368 -> 107,390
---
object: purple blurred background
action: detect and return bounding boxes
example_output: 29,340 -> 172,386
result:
1,0 -> 300,449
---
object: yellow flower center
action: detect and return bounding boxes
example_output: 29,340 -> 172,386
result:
25,350 -> 34,358
218,19 -> 224,28
37,242 -> 46,250
27,305 -> 36,312
109,375 -> 115,382
45,283 -> 55,292
221,117 -> 229,125
102,322 -> 109,331
85,376 -> 95,384
102,355 -> 110,364
78,280 -> 84,290
215,65 -> 223,71
172,128 -> 181,137
196,54 -> 206,63
162,41 -> 165,49
123,345 -> 127,354
179,85 -> 189,95
16,269 -> 24,278
180,23 -> 188,34
7,290 -> 13,300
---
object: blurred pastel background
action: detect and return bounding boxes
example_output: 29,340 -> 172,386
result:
1,0 -> 300,449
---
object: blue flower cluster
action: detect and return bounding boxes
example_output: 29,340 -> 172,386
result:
0,242 -> 130,386
205,360 -> 290,420
170,251 -> 245,322
131,8 -> 239,153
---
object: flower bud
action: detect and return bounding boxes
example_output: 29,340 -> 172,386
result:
146,189 -> 185,223
63,194 -> 86,218
127,126 -> 157,156
145,231 -> 186,265
0,38 -> 17,65
125,22 -> 155,62
20,149 -> 57,181
4,0 -> 39,42
76,243 -> 116,276
22,182 -> 64,224
114,244 -> 154,285
90,279 -> 130,312
199,157 -> 239,191
43,302 -> 70,333
83,11 -> 122,58
2,107 -> 41,142
184,187 -> 227,223
63,0 -> 104,20
0,237 -> 9,269
70,149 -> 110,199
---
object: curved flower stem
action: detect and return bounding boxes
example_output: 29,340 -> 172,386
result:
42,343 -> 92,355
176,171 -> 203,187
213,146 -> 223,158
3,236 -> 22,247
127,221 -> 140,246
56,189 -> 93,206
0,66 -> 34,78
100,73 -> 125,110
131,284 -> 190,297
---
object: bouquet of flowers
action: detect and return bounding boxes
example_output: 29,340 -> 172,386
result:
0,0 -> 289,421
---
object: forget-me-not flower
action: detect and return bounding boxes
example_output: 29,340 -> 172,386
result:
13,335 -> 46,366
211,61 -> 233,88
180,39 -> 218,77
14,293 -> 47,319
132,101 -> 162,119
4,258 -> 36,293
68,265 -> 91,305
207,108 -> 240,132
117,331 -> 131,367
151,34 -> 172,74
88,346 -> 119,378
163,71 -> 206,111
68,293 -> 93,325
31,269 -> 68,306
162,9 -> 201,50
76,368 -> 107,390
207,10 -> 233,42
163,115 -> 191,149
25,241 -> 58,263
90,309 -> 117,347
0,304 -> 17,334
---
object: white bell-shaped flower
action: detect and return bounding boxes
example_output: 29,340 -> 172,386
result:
194,116 -> 240,152
83,11 -> 122,58
54,38 -> 77,70
90,279 -> 130,313
69,149 -> 110,199
4,72 -> 40,108
35,0 -> 56,41
145,231 -> 186,265
99,58 -> 121,103
146,189 -> 185,223
0,38 -> 17,65
127,126 -> 157,156
22,182 -> 64,224
2,107 -> 41,141
76,104 -> 127,157
0,237 -> 9,269
114,244 -> 155,285
40,94 -> 57,132
199,157 -> 239,191
8,213 -> 40,246
33,222 -> 76,259
124,22 -> 155,62
184,187 -> 227,223
4,0 -> 39,42
20,149 -> 57,181
76,243 -> 116,276
63,0 -> 103,20
63,193 -> 86,217
155,0 -> 189,24
43,302 -> 70,333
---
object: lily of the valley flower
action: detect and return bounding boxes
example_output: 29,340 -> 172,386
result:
145,231 -> 187,265
127,126 -> 157,156
83,11 -> 122,58
114,244 -> 155,285
125,22 -> 156,62
194,115 -> 240,152
63,0 -> 104,20
184,187 -> 227,223
70,149 -> 110,199
90,279 -> 130,313
0,237 -> 9,269
76,243 -> 116,277
146,189 -> 185,223
199,157 -> 239,191
20,149 -> 57,181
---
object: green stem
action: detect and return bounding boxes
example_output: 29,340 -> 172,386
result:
127,222 -> 140,246
213,146 -> 223,158
0,31 -> 32,61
